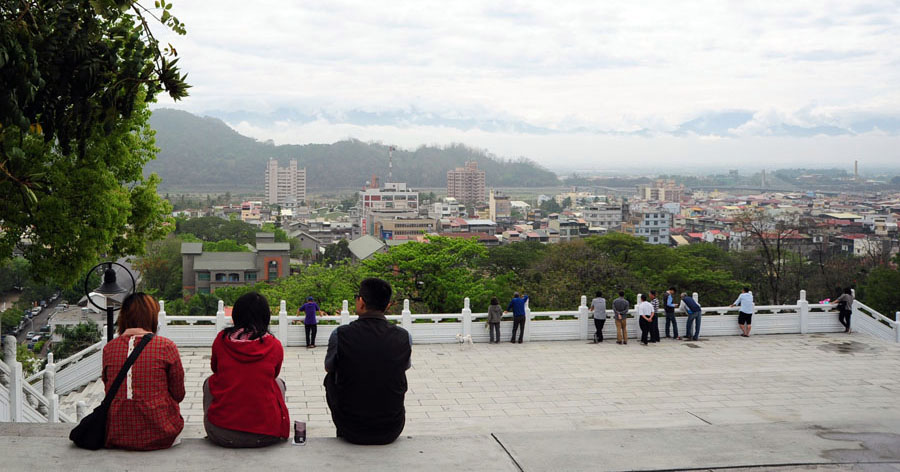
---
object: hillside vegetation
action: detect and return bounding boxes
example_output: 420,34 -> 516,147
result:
147,108 -> 559,190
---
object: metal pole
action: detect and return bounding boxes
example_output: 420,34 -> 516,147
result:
107,304 -> 114,341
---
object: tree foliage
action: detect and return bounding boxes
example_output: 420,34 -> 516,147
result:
52,321 -> 101,359
1,1 -> 188,285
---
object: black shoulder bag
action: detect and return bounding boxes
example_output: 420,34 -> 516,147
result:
69,333 -> 155,450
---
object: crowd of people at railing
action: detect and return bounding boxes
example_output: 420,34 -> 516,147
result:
77,279 -> 859,451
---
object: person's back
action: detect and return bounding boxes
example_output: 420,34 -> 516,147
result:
591,296 -> 606,318
612,296 -> 630,316
325,277 -> 411,445
507,295 -> 529,316
103,293 -> 184,451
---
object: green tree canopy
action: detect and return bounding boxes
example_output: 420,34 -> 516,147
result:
1,0 -> 189,285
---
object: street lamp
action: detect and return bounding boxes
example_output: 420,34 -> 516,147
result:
84,262 -> 135,341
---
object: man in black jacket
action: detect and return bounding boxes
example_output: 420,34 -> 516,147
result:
324,278 -> 412,445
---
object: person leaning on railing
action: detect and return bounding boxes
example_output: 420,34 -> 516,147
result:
834,288 -> 854,333
102,293 -> 185,451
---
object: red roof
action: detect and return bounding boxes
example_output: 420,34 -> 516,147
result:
687,232 -> 703,239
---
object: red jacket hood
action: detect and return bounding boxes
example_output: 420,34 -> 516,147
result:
219,332 -> 280,363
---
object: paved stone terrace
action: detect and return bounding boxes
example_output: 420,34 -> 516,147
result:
166,333 -> 900,438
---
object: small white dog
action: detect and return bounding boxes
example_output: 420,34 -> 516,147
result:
455,333 -> 474,348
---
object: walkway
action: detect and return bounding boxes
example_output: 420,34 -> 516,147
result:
172,333 -> 900,438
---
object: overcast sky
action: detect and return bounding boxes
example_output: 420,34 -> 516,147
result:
154,1 -> 900,172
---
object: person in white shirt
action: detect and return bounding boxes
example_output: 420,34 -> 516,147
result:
637,294 -> 654,345
730,287 -> 755,337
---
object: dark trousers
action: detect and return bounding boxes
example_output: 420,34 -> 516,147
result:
511,316 -> 525,343
305,324 -> 317,346
650,315 -> 660,342
488,322 -> 500,342
203,378 -> 287,448
324,372 -> 404,445
665,310 -> 678,338
639,317 -> 651,344
839,311 -> 852,331
593,318 -> 606,342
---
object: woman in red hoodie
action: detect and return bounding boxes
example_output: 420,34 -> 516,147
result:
204,292 -> 290,447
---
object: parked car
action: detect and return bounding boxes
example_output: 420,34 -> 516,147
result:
31,335 -> 41,343
27,341 -> 35,350
26,331 -> 35,339
39,325 -> 51,334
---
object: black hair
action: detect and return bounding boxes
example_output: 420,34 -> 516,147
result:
669,286 -> 676,292
641,294 -> 647,301
650,290 -> 657,296
224,292 -> 270,342
359,277 -> 392,312
843,287 -> 852,295
618,291 -> 625,297
743,286 -> 750,292
595,291 -> 602,298
490,297 -> 499,305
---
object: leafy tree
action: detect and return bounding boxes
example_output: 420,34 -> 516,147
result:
860,266 -> 900,318
1,0 -> 188,285
362,235 -> 488,313
52,321 -> 102,359
324,239 -> 352,265
561,196 -> 573,209
175,217 -> 257,244
203,239 -> 249,252
1,307 -> 24,334
539,198 -> 562,214
133,233 -> 183,300
17,343 -> 42,376
0,258 -> 30,292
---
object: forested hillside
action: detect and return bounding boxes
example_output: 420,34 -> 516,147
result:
147,108 -> 559,190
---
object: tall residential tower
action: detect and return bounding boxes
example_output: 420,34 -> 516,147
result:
265,158 -> 307,207
447,161 -> 486,205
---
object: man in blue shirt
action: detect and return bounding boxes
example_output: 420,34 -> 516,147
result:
731,287 -> 755,337
665,287 -> 681,340
504,292 -> 529,344
299,296 -> 324,348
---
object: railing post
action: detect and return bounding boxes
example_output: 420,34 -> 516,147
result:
798,290 -> 809,334
157,300 -> 168,338
43,355 -> 59,422
4,336 -> 23,422
850,289 -> 859,333
215,300 -> 226,332
341,300 -> 350,325
520,298 -> 531,341
693,292 -> 699,305
76,401 -> 88,421
0,335 -> 13,387
278,300 -> 288,348
894,312 -> 900,343
402,299 -> 412,331
579,295 -> 589,341
462,298 -> 472,339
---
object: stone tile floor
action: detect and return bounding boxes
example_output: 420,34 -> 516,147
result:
162,332 -> 900,438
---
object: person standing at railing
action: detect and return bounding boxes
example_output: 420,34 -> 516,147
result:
590,291 -> 608,343
487,297 -> 503,343
102,293 -> 185,450
505,292 -> 529,344
731,287 -> 755,337
299,296 -> 325,348
665,287 -> 681,340
204,292 -> 289,448
834,288 -> 854,333
648,290 -> 661,343
638,294 -> 654,345
612,291 -> 630,345
680,292 -> 702,341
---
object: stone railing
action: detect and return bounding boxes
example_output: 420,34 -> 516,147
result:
158,290 -> 900,348
0,335 -> 75,423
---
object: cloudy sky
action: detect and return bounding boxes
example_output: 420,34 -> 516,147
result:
154,1 -> 900,172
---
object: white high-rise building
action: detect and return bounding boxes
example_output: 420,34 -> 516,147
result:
264,158 -> 307,207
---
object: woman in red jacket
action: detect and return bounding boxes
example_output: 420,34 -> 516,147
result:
102,293 -> 185,450
204,292 -> 290,447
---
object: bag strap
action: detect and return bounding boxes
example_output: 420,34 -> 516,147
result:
101,333 -> 155,407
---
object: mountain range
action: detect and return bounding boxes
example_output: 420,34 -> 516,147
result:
146,108 -> 559,192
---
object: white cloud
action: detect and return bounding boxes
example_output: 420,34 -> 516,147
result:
151,0 -> 900,168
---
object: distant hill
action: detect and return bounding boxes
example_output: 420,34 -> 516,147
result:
147,108 -> 559,191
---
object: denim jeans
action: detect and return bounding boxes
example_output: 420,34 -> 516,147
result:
685,312 -> 701,340
665,310 -> 678,338
511,316 -> 525,342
